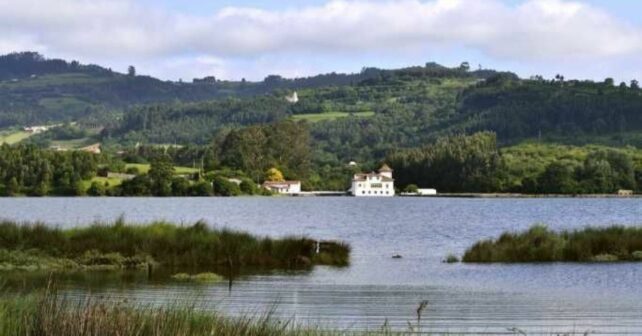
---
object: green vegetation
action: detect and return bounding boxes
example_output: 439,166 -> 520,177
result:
171,272 -> 224,283
4,131 -> 642,196
0,291 -> 326,336
0,129 -> 32,144
82,176 -> 124,189
291,111 -> 374,123
4,52 -> 642,194
0,144 -> 264,196
389,132 -> 642,194
0,289 -> 444,336
0,143 -> 98,196
500,142 -> 642,193
0,219 -> 350,271
388,132 -> 504,193
463,225 -> 642,263
125,163 -> 199,175
443,254 -> 459,264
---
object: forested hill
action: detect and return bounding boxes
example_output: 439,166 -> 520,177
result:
4,51 -> 642,165
106,68 -> 642,158
441,75 -> 642,144
0,52 -> 507,128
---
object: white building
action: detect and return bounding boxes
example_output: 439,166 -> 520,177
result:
23,126 -> 49,134
350,164 -> 395,197
285,91 -> 299,103
263,181 -> 302,194
417,188 -> 438,196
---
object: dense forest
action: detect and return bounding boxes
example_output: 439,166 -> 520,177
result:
389,132 -> 642,194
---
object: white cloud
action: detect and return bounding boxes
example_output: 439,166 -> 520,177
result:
0,0 -> 640,79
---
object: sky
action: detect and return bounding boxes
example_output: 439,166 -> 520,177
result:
1,0 -> 642,82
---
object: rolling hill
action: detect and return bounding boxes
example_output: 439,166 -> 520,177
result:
2,51 -> 642,164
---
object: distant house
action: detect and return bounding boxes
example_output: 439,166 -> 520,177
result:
263,181 -> 302,194
80,143 -> 101,154
285,92 -> 299,103
350,164 -> 395,197
618,189 -> 634,197
23,126 -> 49,134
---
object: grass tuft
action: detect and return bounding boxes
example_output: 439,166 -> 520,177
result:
171,272 -> 224,283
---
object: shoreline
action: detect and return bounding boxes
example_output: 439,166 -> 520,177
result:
0,193 -> 639,198
403,193 -> 642,198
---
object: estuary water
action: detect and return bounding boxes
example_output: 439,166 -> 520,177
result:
1,197 -> 642,335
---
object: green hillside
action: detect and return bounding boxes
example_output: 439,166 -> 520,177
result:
3,52 -> 642,184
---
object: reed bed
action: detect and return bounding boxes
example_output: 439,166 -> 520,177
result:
0,219 -> 350,271
0,289 -> 428,336
463,224 -> 642,263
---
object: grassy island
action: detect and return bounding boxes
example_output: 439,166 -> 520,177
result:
0,219 -> 350,271
463,225 -> 642,263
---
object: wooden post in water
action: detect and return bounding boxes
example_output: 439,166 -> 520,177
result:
227,255 -> 234,292
147,262 -> 153,279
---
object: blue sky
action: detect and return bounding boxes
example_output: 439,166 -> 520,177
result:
1,0 -> 642,82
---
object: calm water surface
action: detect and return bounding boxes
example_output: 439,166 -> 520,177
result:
1,197 -> 642,334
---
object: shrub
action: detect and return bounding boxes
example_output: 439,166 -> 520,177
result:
87,182 -> 106,196
212,176 -> 241,196
126,166 -> 140,175
239,178 -> 258,195
443,254 -> 459,263
403,184 -> 419,193
591,254 -> 619,262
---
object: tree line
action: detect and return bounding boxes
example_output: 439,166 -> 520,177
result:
388,132 -> 642,194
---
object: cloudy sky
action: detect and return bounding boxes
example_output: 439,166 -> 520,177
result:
1,0 -> 641,82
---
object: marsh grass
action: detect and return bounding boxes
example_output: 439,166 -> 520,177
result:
0,289 -> 426,336
171,272 -> 224,283
0,219 -> 350,271
0,288 -> 599,336
463,224 -> 642,263
0,290 -> 315,336
442,255 -> 459,264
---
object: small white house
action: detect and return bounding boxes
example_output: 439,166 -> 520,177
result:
24,126 -> 49,134
263,181 -> 301,194
350,164 -> 395,197
285,92 -> 299,103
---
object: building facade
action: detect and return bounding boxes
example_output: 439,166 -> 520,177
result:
262,181 -> 302,194
350,164 -> 395,197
